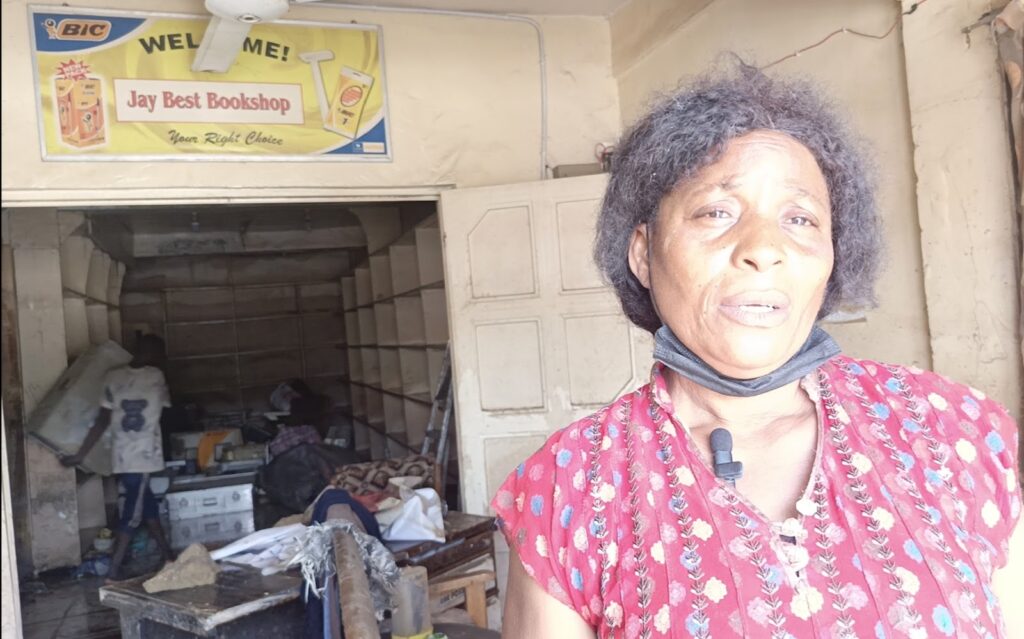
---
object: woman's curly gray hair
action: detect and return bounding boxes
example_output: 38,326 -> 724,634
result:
595,63 -> 882,333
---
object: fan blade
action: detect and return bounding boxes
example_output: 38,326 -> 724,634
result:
191,16 -> 252,73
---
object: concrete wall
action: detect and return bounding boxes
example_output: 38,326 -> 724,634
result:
5,210 -> 82,573
609,0 -> 1022,416
2,412 -> 23,639
899,0 -> 1023,420
1,234 -> 33,579
3,209 -> 133,574
0,0 -> 621,205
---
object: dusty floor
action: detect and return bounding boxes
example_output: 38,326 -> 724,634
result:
20,574 -> 122,639
19,531 -> 168,639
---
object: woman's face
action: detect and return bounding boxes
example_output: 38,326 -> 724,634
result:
628,130 -> 834,379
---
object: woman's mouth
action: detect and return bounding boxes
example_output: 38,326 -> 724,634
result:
719,291 -> 791,327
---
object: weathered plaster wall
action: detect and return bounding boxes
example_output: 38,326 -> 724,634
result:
900,0 -> 1022,418
2,413 -> 23,639
1,232 -> 33,578
7,209 -> 81,572
608,0 -> 1021,417
0,1 -> 620,205
609,1 -> 932,378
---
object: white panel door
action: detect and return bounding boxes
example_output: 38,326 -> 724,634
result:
440,174 -> 653,515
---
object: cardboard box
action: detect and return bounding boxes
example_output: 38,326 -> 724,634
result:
55,76 -> 106,147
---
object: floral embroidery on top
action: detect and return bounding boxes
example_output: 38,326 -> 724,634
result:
493,357 -> 1021,638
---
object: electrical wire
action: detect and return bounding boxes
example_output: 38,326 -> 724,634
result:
317,3 -> 549,180
761,0 -> 930,70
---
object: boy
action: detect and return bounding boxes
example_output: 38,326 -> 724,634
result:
63,334 -> 174,581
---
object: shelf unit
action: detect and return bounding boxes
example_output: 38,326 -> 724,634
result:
60,234 -> 125,361
342,216 -> 448,460
121,280 -> 349,414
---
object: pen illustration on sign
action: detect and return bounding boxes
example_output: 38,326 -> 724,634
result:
299,50 -> 373,139
299,50 -> 335,130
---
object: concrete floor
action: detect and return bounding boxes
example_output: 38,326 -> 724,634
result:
20,574 -> 122,639
19,531 -> 167,639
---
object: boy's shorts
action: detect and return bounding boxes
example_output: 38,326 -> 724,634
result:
118,473 -> 159,533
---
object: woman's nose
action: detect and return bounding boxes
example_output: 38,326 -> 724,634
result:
731,218 -> 785,272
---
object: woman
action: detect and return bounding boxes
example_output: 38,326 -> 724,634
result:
493,65 -> 1021,638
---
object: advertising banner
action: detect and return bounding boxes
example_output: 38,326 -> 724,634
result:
29,6 -> 390,160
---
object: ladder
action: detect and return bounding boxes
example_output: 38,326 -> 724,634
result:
421,344 -> 455,494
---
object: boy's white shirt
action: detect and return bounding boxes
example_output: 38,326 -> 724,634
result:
100,365 -> 170,474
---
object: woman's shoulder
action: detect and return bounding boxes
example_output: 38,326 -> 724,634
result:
822,354 -> 1018,456
824,355 -> 1009,410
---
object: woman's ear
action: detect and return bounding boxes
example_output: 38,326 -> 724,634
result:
628,223 -> 652,289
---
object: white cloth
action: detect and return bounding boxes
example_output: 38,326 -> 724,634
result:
379,487 -> 445,543
210,523 -> 307,565
100,365 -> 170,474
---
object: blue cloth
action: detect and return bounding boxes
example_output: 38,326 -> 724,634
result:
653,324 -> 841,397
118,473 -> 159,533
310,489 -> 382,541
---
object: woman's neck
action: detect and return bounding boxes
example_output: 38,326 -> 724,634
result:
665,369 -> 815,441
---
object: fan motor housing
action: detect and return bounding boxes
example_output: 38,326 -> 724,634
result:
204,0 -> 290,23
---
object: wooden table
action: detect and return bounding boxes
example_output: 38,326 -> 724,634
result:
385,511 -> 498,597
98,512 -> 497,638
99,564 -> 304,638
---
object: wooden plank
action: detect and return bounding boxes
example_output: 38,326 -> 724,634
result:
334,530 -> 380,639
431,572 -> 491,629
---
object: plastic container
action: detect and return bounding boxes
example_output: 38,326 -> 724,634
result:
391,566 -> 432,639
93,537 -> 114,552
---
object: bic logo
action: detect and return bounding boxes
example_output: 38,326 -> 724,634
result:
43,18 -> 111,41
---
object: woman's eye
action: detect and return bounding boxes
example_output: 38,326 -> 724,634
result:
788,214 -> 816,227
700,208 -> 732,219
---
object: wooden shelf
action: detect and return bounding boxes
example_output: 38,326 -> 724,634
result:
369,254 -> 393,302
345,343 -> 446,350
415,226 -> 444,287
130,278 -> 351,417
375,302 -> 398,346
354,267 -> 372,307
63,287 -> 119,309
341,276 -> 358,312
340,213 -> 449,461
140,280 -> 340,293
379,348 -> 402,391
164,310 -> 338,327
389,242 -> 420,297
167,342 -> 344,362
421,288 -> 448,344
357,308 -> 377,344
347,347 -> 364,381
338,408 -> 418,456
347,380 -> 434,406
348,281 -> 445,310
395,295 -> 425,345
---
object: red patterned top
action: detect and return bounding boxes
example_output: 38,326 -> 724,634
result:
493,357 -> 1021,638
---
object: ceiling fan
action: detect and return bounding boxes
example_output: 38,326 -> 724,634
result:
191,0 -> 319,73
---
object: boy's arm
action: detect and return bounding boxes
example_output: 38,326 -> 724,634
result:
61,407 -> 112,467
158,371 -> 172,408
